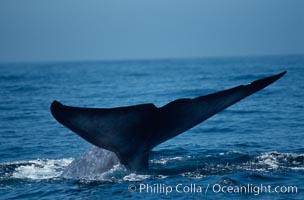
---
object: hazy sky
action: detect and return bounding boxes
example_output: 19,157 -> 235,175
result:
0,0 -> 303,62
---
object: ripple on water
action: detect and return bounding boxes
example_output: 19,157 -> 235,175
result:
0,151 -> 303,183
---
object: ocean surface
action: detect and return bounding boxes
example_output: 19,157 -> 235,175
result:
0,55 -> 303,199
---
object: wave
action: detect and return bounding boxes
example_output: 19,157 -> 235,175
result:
0,151 -> 303,182
252,151 -> 304,171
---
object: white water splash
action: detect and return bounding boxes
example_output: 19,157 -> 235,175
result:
122,173 -> 168,181
4,151 -> 303,182
256,153 -> 279,169
12,158 -> 73,180
123,173 -> 151,181
150,156 -> 184,165
242,151 -> 304,172
258,152 -> 303,169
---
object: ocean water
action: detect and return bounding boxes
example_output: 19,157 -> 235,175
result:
0,55 -> 303,199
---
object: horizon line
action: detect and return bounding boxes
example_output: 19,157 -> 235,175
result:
0,53 -> 303,65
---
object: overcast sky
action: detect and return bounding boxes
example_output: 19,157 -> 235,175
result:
0,0 -> 303,62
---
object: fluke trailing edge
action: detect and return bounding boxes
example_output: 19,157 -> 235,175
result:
51,72 -> 286,170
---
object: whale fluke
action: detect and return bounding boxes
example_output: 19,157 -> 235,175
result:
51,71 -> 286,170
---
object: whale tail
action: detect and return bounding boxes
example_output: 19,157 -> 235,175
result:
51,101 -> 158,170
51,71 -> 286,170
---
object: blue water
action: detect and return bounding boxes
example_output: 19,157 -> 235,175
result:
0,55 -> 303,199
